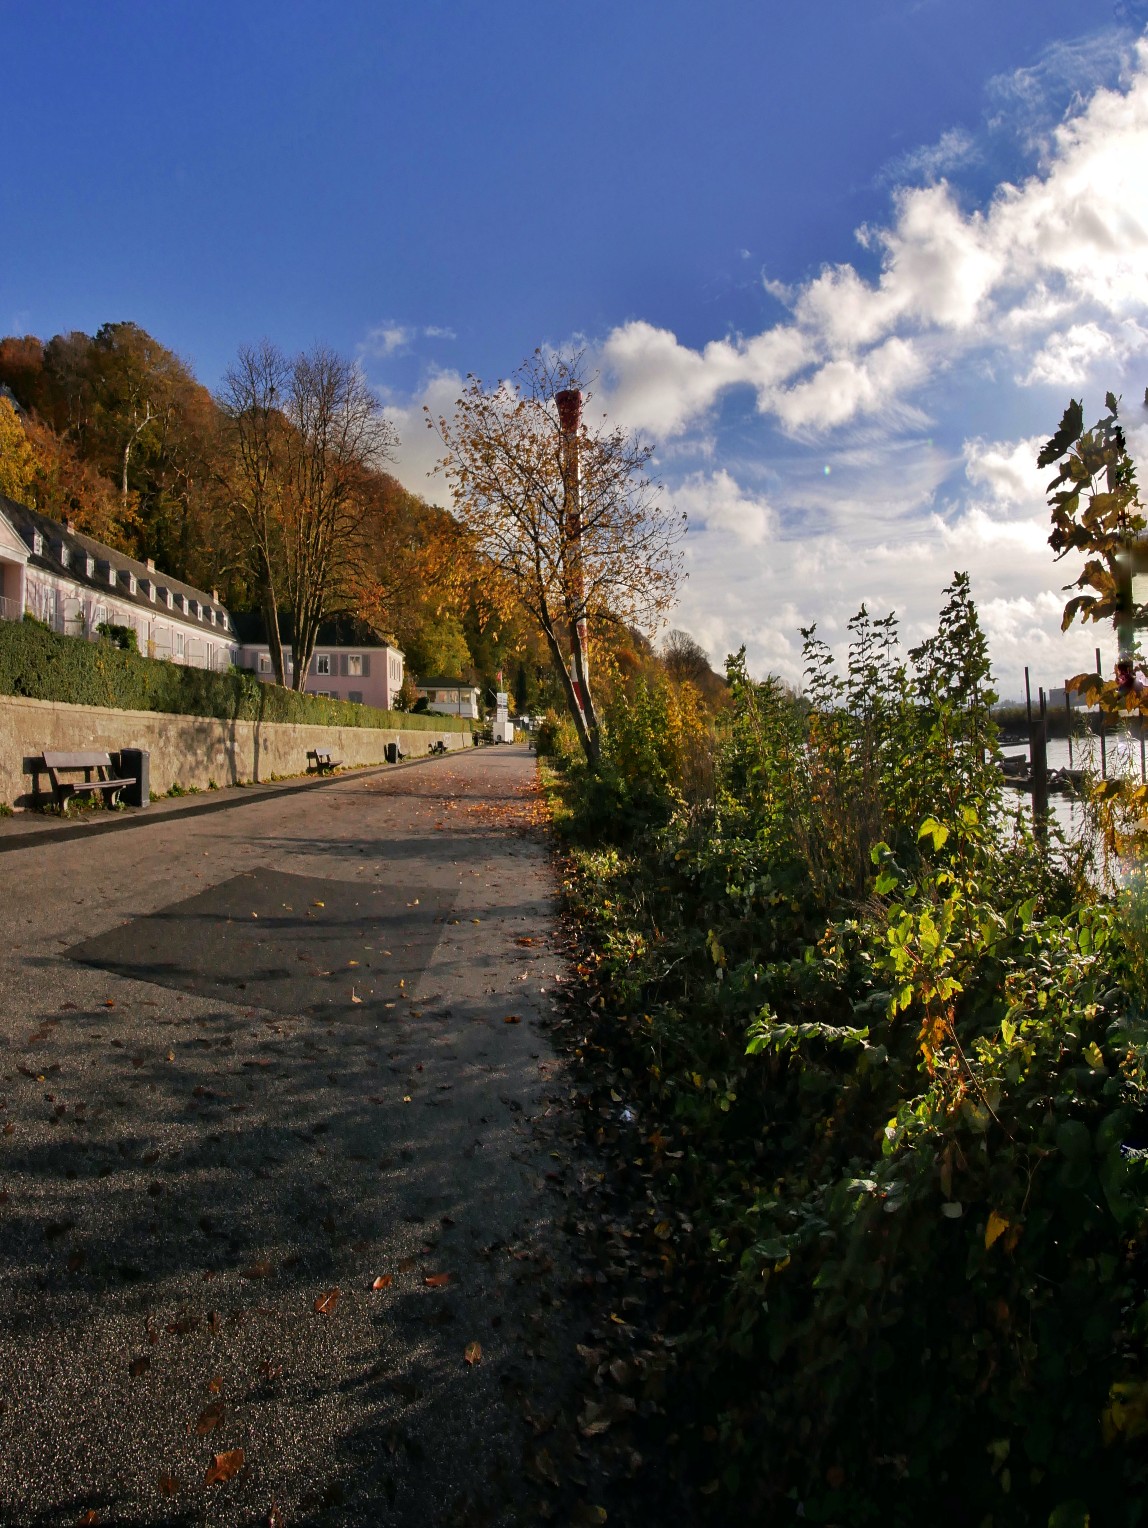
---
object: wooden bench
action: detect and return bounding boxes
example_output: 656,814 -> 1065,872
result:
307,749 -> 342,775
40,751 -> 137,815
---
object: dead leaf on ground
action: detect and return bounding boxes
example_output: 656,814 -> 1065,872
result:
503,1015 -> 522,1025
371,1274 -> 393,1290
464,1341 -> 482,1365
528,1446 -> 561,1488
75,1511 -> 99,1525
129,1356 -> 150,1378
243,1260 -> 273,1280
205,1448 -> 245,1486
314,1287 -> 340,1315
195,1401 -> 225,1435
424,1272 -> 452,1288
157,1473 -> 179,1496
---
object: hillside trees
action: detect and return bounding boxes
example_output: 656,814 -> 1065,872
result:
429,351 -> 684,764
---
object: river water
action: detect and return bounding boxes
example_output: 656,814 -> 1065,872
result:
999,731 -> 1146,841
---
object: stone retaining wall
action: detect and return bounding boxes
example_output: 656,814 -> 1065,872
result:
0,694 -> 471,809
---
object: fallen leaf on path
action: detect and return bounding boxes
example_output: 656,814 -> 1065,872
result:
528,1446 -> 561,1487
503,1015 -> 522,1025
350,990 -> 362,1004
243,1261 -> 273,1280
195,1401 -> 225,1435
371,1275 -> 393,1290
75,1512 -> 99,1525
572,1507 -> 608,1525
464,1341 -> 482,1365
424,1272 -> 452,1288
312,900 -> 325,908
314,1287 -> 340,1315
204,1449 -> 245,1486
157,1473 -> 179,1496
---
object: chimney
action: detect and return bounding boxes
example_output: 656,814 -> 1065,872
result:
211,588 -> 219,603
65,518 -> 75,534
146,558 -> 156,572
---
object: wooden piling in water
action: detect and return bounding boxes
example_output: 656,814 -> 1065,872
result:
1032,686 -> 1049,842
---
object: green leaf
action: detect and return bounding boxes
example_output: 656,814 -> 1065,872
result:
1048,1502 -> 1090,1528
917,816 -> 950,850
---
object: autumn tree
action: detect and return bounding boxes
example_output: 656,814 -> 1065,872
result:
0,395 -> 36,504
429,352 -> 684,763
217,344 -> 291,681
217,342 -> 396,689
280,346 -> 396,687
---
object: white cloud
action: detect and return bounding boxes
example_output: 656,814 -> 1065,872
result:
879,126 -> 978,187
671,470 -> 777,547
360,322 -> 456,360
362,324 -> 414,358
599,39 -> 1148,442
381,38 -> 1148,701
962,435 -> 1047,508
379,367 -> 465,502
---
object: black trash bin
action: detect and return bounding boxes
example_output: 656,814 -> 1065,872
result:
116,748 -> 150,807
385,742 -> 399,764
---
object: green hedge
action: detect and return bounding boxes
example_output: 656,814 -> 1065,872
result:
0,618 -> 472,733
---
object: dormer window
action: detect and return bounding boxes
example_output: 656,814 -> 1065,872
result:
162,588 -> 173,610
209,608 -> 217,626
128,573 -> 137,595
59,545 -> 70,569
221,613 -> 229,631
32,532 -> 43,555
106,563 -> 117,587
85,555 -> 95,577
144,579 -> 156,604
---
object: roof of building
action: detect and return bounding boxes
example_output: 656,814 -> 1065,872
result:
229,610 -> 401,652
0,494 -> 231,629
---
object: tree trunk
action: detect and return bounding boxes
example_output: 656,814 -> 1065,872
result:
260,576 -> 286,687
540,618 -> 598,765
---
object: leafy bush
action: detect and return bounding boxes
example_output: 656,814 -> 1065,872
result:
555,574 -> 1148,1524
0,617 -> 471,731
95,620 -> 138,652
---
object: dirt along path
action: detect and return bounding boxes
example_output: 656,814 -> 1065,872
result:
0,745 -> 617,1526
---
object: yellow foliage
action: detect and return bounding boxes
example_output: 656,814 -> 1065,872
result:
0,396 -> 36,504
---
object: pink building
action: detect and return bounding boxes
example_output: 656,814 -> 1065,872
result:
239,639 -> 405,710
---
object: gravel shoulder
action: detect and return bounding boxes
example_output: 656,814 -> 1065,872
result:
0,746 -> 610,1527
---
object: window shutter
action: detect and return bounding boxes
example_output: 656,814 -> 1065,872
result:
340,654 -> 349,677
361,654 -> 370,678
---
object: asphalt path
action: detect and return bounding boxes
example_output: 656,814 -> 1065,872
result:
0,746 -> 594,1527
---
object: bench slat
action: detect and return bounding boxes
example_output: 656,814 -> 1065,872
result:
42,751 -> 115,770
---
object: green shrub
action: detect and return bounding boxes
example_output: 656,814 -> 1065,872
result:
554,574 -> 1148,1525
0,617 -> 471,732
96,621 -> 139,653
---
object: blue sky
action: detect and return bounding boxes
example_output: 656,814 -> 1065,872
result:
5,2 -> 1148,696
